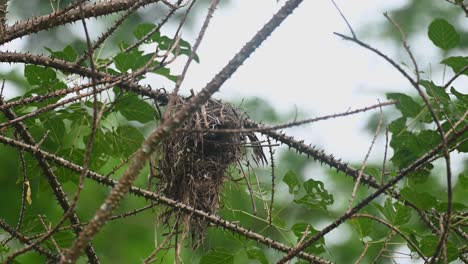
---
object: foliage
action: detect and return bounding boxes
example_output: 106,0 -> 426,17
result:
0,1 -> 466,264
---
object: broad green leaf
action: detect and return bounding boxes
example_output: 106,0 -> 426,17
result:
350,217 -> 373,238
294,179 -> 333,210
408,164 -> 433,185
133,23 -> 199,61
451,87 -> 467,107
388,116 -> 406,134
441,56 -> 468,76
419,80 -> 450,105
394,203 -> 411,225
428,19 -> 460,50
24,65 -> 57,86
152,67 -> 178,82
400,187 -> 438,210
133,23 -> 161,43
45,45 -> 78,62
291,223 -> 325,254
436,202 -> 467,212
200,249 -> 234,264
459,173 -> 468,189
283,170 -> 299,194
246,248 -> 268,264
114,49 -> 152,72
113,126 -> 145,158
114,94 -> 157,123
419,235 -> 458,262
386,93 -> 422,118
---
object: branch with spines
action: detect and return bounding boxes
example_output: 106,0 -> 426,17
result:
0,49 -> 441,236
62,0 -> 305,262
1,0 -> 175,44
0,98 -> 100,264
275,120 -> 468,263
0,218 -> 59,261
0,133 -> 329,264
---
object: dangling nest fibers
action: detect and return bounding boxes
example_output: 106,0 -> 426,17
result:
156,97 -> 266,246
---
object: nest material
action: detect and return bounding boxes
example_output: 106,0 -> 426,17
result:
157,97 -> 265,245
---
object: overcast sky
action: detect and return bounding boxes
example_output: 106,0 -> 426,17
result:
145,0 -> 466,167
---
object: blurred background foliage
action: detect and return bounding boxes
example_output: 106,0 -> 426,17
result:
0,0 -> 466,263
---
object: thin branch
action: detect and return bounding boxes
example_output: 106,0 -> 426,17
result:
347,103 -> 383,211
164,0 -> 219,120
443,65 -> 468,90
384,12 -> 420,82
0,136 -> 329,263
2,0 -> 174,44
275,121 -> 467,263
75,1 -> 142,65
329,0 -> 355,38
267,137 -> 275,226
0,218 -> 59,261
2,122 -> 467,264
62,0 -> 305,262
351,214 -> 427,262
182,100 -> 397,134
334,30 -> 453,261
0,0 -> 8,40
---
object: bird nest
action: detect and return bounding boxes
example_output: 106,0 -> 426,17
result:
156,97 -> 265,246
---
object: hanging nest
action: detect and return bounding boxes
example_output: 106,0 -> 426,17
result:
156,97 -> 266,246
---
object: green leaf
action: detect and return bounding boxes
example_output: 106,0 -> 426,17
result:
294,179 -> 333,210
408,164 -> 433,185
441,56 -> 468,76
291,223 -> 325,254
419,80 -> 450,105
246,248 -> 268,264
386,93 -> 422,118
115,94 -> 157,123
400,187 -> 438,210
394,203 -> 411,225
200,249 -> 234,264
114,49 -> 152,72
113,126 -> 145,158
420,235 -> 458,262
152,67 -> 178,82
24,65 -> 57,86
45,45 -> 78,62
283,170 -> 299,194
350,217 -> 373,238
428,19 -> 460,50
388,116 -> 406,134
133,23 -> 160,42
459,173 -> 468,189
451,87 -> 468,107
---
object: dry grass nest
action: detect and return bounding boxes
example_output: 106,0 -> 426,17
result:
156,97 -> 266,246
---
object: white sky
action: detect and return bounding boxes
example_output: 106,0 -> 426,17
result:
146,0 -> 466,168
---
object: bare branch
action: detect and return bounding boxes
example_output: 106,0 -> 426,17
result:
62,0 -> 305,261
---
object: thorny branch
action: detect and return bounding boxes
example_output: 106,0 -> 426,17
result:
62,0 -> 305,262
0,0 -> 465,263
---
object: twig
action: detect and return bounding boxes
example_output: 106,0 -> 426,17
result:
38,215 -> 62,255
267,137 -> 275,226
1,0 -> 175,44
62,0 -> 305,262
164,0 -> 219,120
0,218 -> 59,261
351,214 -> 427,262
443,65 -> 468,90
347,103 -> 383,211
2,125 -> 466,263
0,98 -> 99,264
275,121 -> 466,263
183,100 -> 397,134
384,13 -> 420,82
